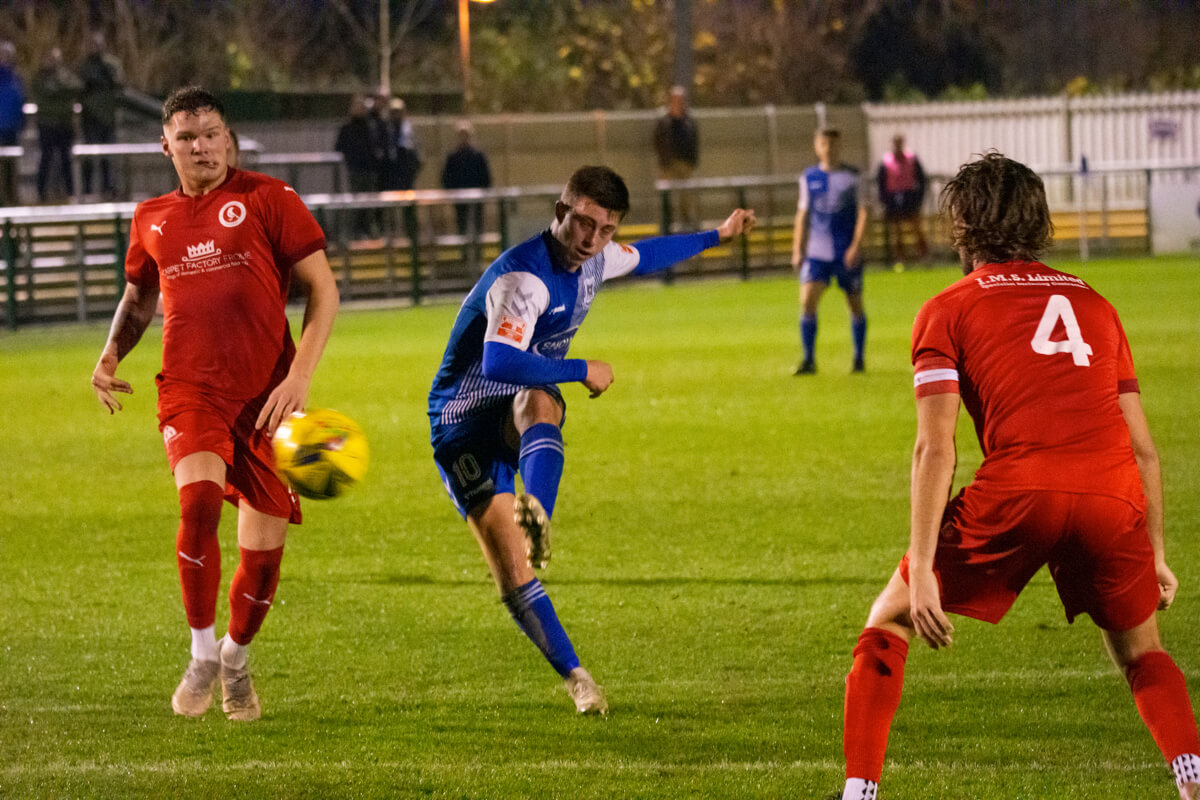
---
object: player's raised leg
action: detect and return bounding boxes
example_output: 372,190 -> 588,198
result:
1103,614 -> 1200,799
218,504 -> 288,722
170,451 -> 226,717
842,568 -> 916,800
512,388 -> 566,568
467,496 -> 606,714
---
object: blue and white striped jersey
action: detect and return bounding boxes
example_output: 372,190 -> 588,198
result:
798,164 -> 862,263
428,229 -> 643,439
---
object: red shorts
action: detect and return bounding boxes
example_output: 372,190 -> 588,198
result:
156,378 -> 301,524
900,486 -> 1157,632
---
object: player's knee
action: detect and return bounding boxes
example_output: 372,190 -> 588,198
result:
179,480 -> 223,531
512,389 -> 564,431
1104,616 -> 1165,670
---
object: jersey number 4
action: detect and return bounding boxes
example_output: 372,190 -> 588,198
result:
1030,294 -> 1093,367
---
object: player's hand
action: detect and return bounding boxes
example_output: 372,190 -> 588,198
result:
1156,560 -> 1179,610
582,360 -> 614,398
844,242 -> 862,270
91,351 -> 131,413
909,567 -> 954,649
256,371 -> 311,432
717,208 -> 756,242
791,260 -> 803,275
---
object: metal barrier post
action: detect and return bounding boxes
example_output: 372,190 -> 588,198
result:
409,202 -> 422,305
4,219 -> 16,329
660,187 -> 675,284
737,187 -> 749,280
75,223 -> 88,322
498,198 -> 509,252
113,214 -> 126,284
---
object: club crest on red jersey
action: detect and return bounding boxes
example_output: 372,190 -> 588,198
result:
219,201 -> 247,228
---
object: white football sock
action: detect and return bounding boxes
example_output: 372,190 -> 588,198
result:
190,625 -> 218,662
1174,754 -> 1200,793
842,777 -> 878,800
219,634 -> 248,670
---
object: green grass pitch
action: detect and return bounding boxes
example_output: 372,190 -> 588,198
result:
1,255 -> 1197,798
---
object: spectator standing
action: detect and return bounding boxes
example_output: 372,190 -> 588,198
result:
33,47 -> 81,203
334,93 -> 378,239
383,97 -> 421,192
381,96 -> 421,242
653,85 -> 700,229
440,119 -> 492,236
876,133 -> 929,266
78,31 -> 123,199
0,40 -> 25,206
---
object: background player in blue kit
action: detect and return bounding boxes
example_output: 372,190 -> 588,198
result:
429,166 -> 755,714
791,127 -> 869,375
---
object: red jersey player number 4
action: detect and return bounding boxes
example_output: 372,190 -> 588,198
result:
836,153 -> 1198,800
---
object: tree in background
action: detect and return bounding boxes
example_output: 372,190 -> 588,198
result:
1,0 -> 1199,110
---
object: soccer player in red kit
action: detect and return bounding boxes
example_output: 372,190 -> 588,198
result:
90,86 -> 339,721
839,153 -> 1199,800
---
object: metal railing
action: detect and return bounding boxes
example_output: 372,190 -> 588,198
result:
0,184 -> 567,329
3,164 -> 1195,330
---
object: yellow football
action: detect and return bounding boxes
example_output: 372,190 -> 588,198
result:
272,408 -> 369,500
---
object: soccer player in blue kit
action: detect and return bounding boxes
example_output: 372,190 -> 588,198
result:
791,127 -> 869,374
429,166 -> 755,714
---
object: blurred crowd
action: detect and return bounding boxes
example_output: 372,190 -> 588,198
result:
0,33 -> 124,206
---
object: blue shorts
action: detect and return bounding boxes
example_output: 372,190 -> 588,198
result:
431,386 -> 565,518
801,258 -> 863,294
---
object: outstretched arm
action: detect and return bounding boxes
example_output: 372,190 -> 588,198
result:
620,208 -> 757,278
908,391 -> 960,649
1119,391 -> 1173,609
92,281 -> 160,413
255,250 -> 340,431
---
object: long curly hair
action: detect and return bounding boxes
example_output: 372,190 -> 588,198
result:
938,152 -> 1054,267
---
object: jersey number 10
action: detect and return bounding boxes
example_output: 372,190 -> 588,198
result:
1030,294 -> 1093,367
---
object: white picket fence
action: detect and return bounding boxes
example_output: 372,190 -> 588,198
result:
865,90 -> 1200,208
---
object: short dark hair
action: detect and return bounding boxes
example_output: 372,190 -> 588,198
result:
816,127 -> 840,139
562,166 -> 630,218
939,151 -> 1054,265
161,86 -> 226,125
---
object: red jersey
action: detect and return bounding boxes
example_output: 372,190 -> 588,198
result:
912,261 -> 1143,506
125,169 -> 326,402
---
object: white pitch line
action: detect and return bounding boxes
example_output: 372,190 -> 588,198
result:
1,756 -> 1165,779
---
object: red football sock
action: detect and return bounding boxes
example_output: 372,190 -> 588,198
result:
227,545 -> 284,646
1125,650 -> 1200,763
844,627 -> 910,783
176,481 -> 224,630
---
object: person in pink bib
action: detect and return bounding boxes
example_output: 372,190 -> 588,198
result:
876,133 -> 929,266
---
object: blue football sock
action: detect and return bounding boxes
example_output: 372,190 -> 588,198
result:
518,422 -> 565,518
851,314 -> 867,362
501,578 -> 580,677
800,314 -> 817,363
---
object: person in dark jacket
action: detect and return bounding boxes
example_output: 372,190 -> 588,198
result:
440,120 -> 492,236
33,46 -> 81,203
652,85 -> 700,229
78,32 -> 123,198
334,93 -> 378,238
